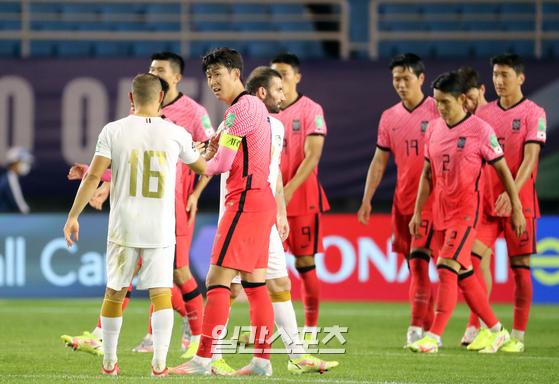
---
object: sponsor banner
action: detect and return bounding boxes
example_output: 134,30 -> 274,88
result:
0,214 -> 557,303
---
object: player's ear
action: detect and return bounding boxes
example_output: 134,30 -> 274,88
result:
480,84 -> 486,95
458,93 -> 467,105
232,68 -> 241,81
175,72 -> 182,86
518,73 -> 525,86
128,92 -> 135,109
418,72 -> 425,85
256,86 -> 267,100
294,70 -> 302,84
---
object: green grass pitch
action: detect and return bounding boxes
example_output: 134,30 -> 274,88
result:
0,299 -> 558,383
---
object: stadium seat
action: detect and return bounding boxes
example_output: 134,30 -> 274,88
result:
92,41 -> 131,57
246,41 -> 282,58
281,41 -> 324,59
131,41 -> 174,57
378,4 -> 422,15
231,4 -> 269,15
191,4 -> 230,14
189,41 -> 211,58
507,41 -> 535,56
31,21 -> 80,31
428,21 -> 464,31
461,4 -> 500,14
432,41 -> 473,57
0,21 -> 20,30
462,20 -> 505,31
474,41 -> 510,57
30,41 -> 57,57
57,41 -> 94,57
0,41 -> 19,56
270,4 -> 307,15
500,3 -> 536,14
0,2 -> 20,13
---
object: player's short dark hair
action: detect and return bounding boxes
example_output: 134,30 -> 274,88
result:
246,67 -> 282,95
432,71 -> 466,98
132,73 -> 164,105
457,66 -> 482,91
491,53 -> 525,74
202,48 -> 243,74
389,53 -> 425,77
150,51 -> 184,75
271,52 -> 301,72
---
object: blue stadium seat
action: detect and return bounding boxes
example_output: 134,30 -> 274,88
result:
461,4 -> 500,14
93,41 -> 131,57
420,4 -> 461,14
191,4 -> 230,14
189,41 -> 211,58
500,4 -> 535,14
432,41 -> 473,57
0,41 -> 19,57
543,20 -> 559,31
349,0 -> 368,42
381,21 -> 429,31
378,4 -> 422,15
474,41 -> 510,57
31,21 -> 80,31
503,21 -> 535,31
231,4 -> 269,14
192,21 -> 233,32
246,42 -> 282,58
378,41 -> 432,58
507,41 -> 534,56
542,40 -> 559,58
29,3 -> 62,13
277,22 -> 315,32
236,22 -> 275,32
462,20 -> 504,31
543,3 -> 559,13
30,41 -> 57,57
0,21 -> 20,30
270,4 -> 306,15
428,21 -> 464,31
282,41 -> 324,59
131,41 -> 174,57
0,2 -> 20,13
57,41 -> 94,57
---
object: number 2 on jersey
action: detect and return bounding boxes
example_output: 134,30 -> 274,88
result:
129,149 -> 167,198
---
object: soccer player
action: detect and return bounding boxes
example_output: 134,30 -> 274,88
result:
357,53 -> 439,346
468,54 -> 547,352
63,73 -> 206,376
270,53 -> 329,338
408,71 -> 525,354
457,65 -> 492,345
218,66 -> 338,374
169,48 -> 276,376
62,52 -> 214,357
458,66 -> 488,114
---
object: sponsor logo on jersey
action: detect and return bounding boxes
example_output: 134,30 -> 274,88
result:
292,119 -> 301,131
225,113 -> 236,129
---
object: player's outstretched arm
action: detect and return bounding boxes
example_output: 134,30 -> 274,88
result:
275,172 -> 289,241
357,147 -> 390,225
409,160 -> 432,236
89,182 -> 110,211
67,163 -> 112,182
492,158 -> 526,237
283,135 -> 324,204
64,155 -> 111,247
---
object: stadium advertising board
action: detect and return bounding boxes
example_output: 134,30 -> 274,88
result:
1,214 -> 557,303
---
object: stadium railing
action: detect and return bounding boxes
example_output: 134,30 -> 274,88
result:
0,0 -> 350,59
360,0 -> 559,59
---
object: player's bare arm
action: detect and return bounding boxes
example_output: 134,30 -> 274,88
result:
357,147 -> 390,224
494,143 -> 541,216
186,175 -> 211,226
409,160 -> 432,236
275,171 -> 289,241
491,158 -> 526,237
283,134 -> 324,204
67,163 -> 89,180
90,182 -> 110,211
64,155 -> 111,247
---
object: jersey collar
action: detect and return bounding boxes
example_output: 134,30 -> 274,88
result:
402,95 -> 427,113
446,112 -> 471,129
162,92 -> 183,108
497,96 -> 526,111
280,93 -> 304,111
231,91 -> 249,106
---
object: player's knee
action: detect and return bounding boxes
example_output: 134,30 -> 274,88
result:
173,266 -> 192,284
230,283 -> 242,300
149,287 -> 172,312
294,255 -> 314,268
472,240 -> 491,259
101,287 -> 127,317
510,254 -> 531,267
436,257 -> 461,273
267,276 -> 291,294
409,249 -> 431,262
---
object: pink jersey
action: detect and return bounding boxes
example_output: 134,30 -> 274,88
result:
476,98 -> 546,218
425,114 -> 503,230
377,96 -> 439,215
222,92 -> 275,213
274,95 -> 330,216
162,94 -> 214,235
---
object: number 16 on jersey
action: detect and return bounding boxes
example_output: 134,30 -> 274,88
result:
129,149 -> 167,198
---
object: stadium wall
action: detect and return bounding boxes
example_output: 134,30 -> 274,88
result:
1,213 -> 558,304
0,58 -> 558,207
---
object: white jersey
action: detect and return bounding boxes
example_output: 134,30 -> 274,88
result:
219,115 -> 284,219
95,115 -> 200,248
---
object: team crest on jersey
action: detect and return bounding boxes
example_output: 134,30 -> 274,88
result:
292,119 -> 301,131
457,136 -> 466,149
512,119 -> 521,131
420,121 -> 429,133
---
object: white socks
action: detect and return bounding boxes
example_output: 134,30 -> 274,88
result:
490,322 -> 503,333
273,301 -> 306,358
100,316 -> 123,366
151,308 -> 173,371
91,326 -> 103,340
511,329 -> 525,341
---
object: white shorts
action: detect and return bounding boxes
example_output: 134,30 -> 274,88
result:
232,225 -> 287,284
106,242 -> 174,291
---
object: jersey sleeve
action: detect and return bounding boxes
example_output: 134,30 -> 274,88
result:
95,125 -> 112,159
423,122 -> 432,161
481,123 -> 504,163
525,106 -> 547,145
376,113 -> 391,151
223,105 -> 250,138
191,106 -> 215,142
304,102 -> 327,136
178,129 -> 200,165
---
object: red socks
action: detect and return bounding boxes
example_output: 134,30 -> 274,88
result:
180,277 -> 204,336
198,286 -> 231,358
466,255 -> 486,328
171,284 -> 187,317
512,266 -> 532,332
423,285 -> 436,331
429,266 -> 458,336
458,270 -> 498,328
243,282 -> 274,360
408,254 -> 431,328
296,265 -> 320,327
